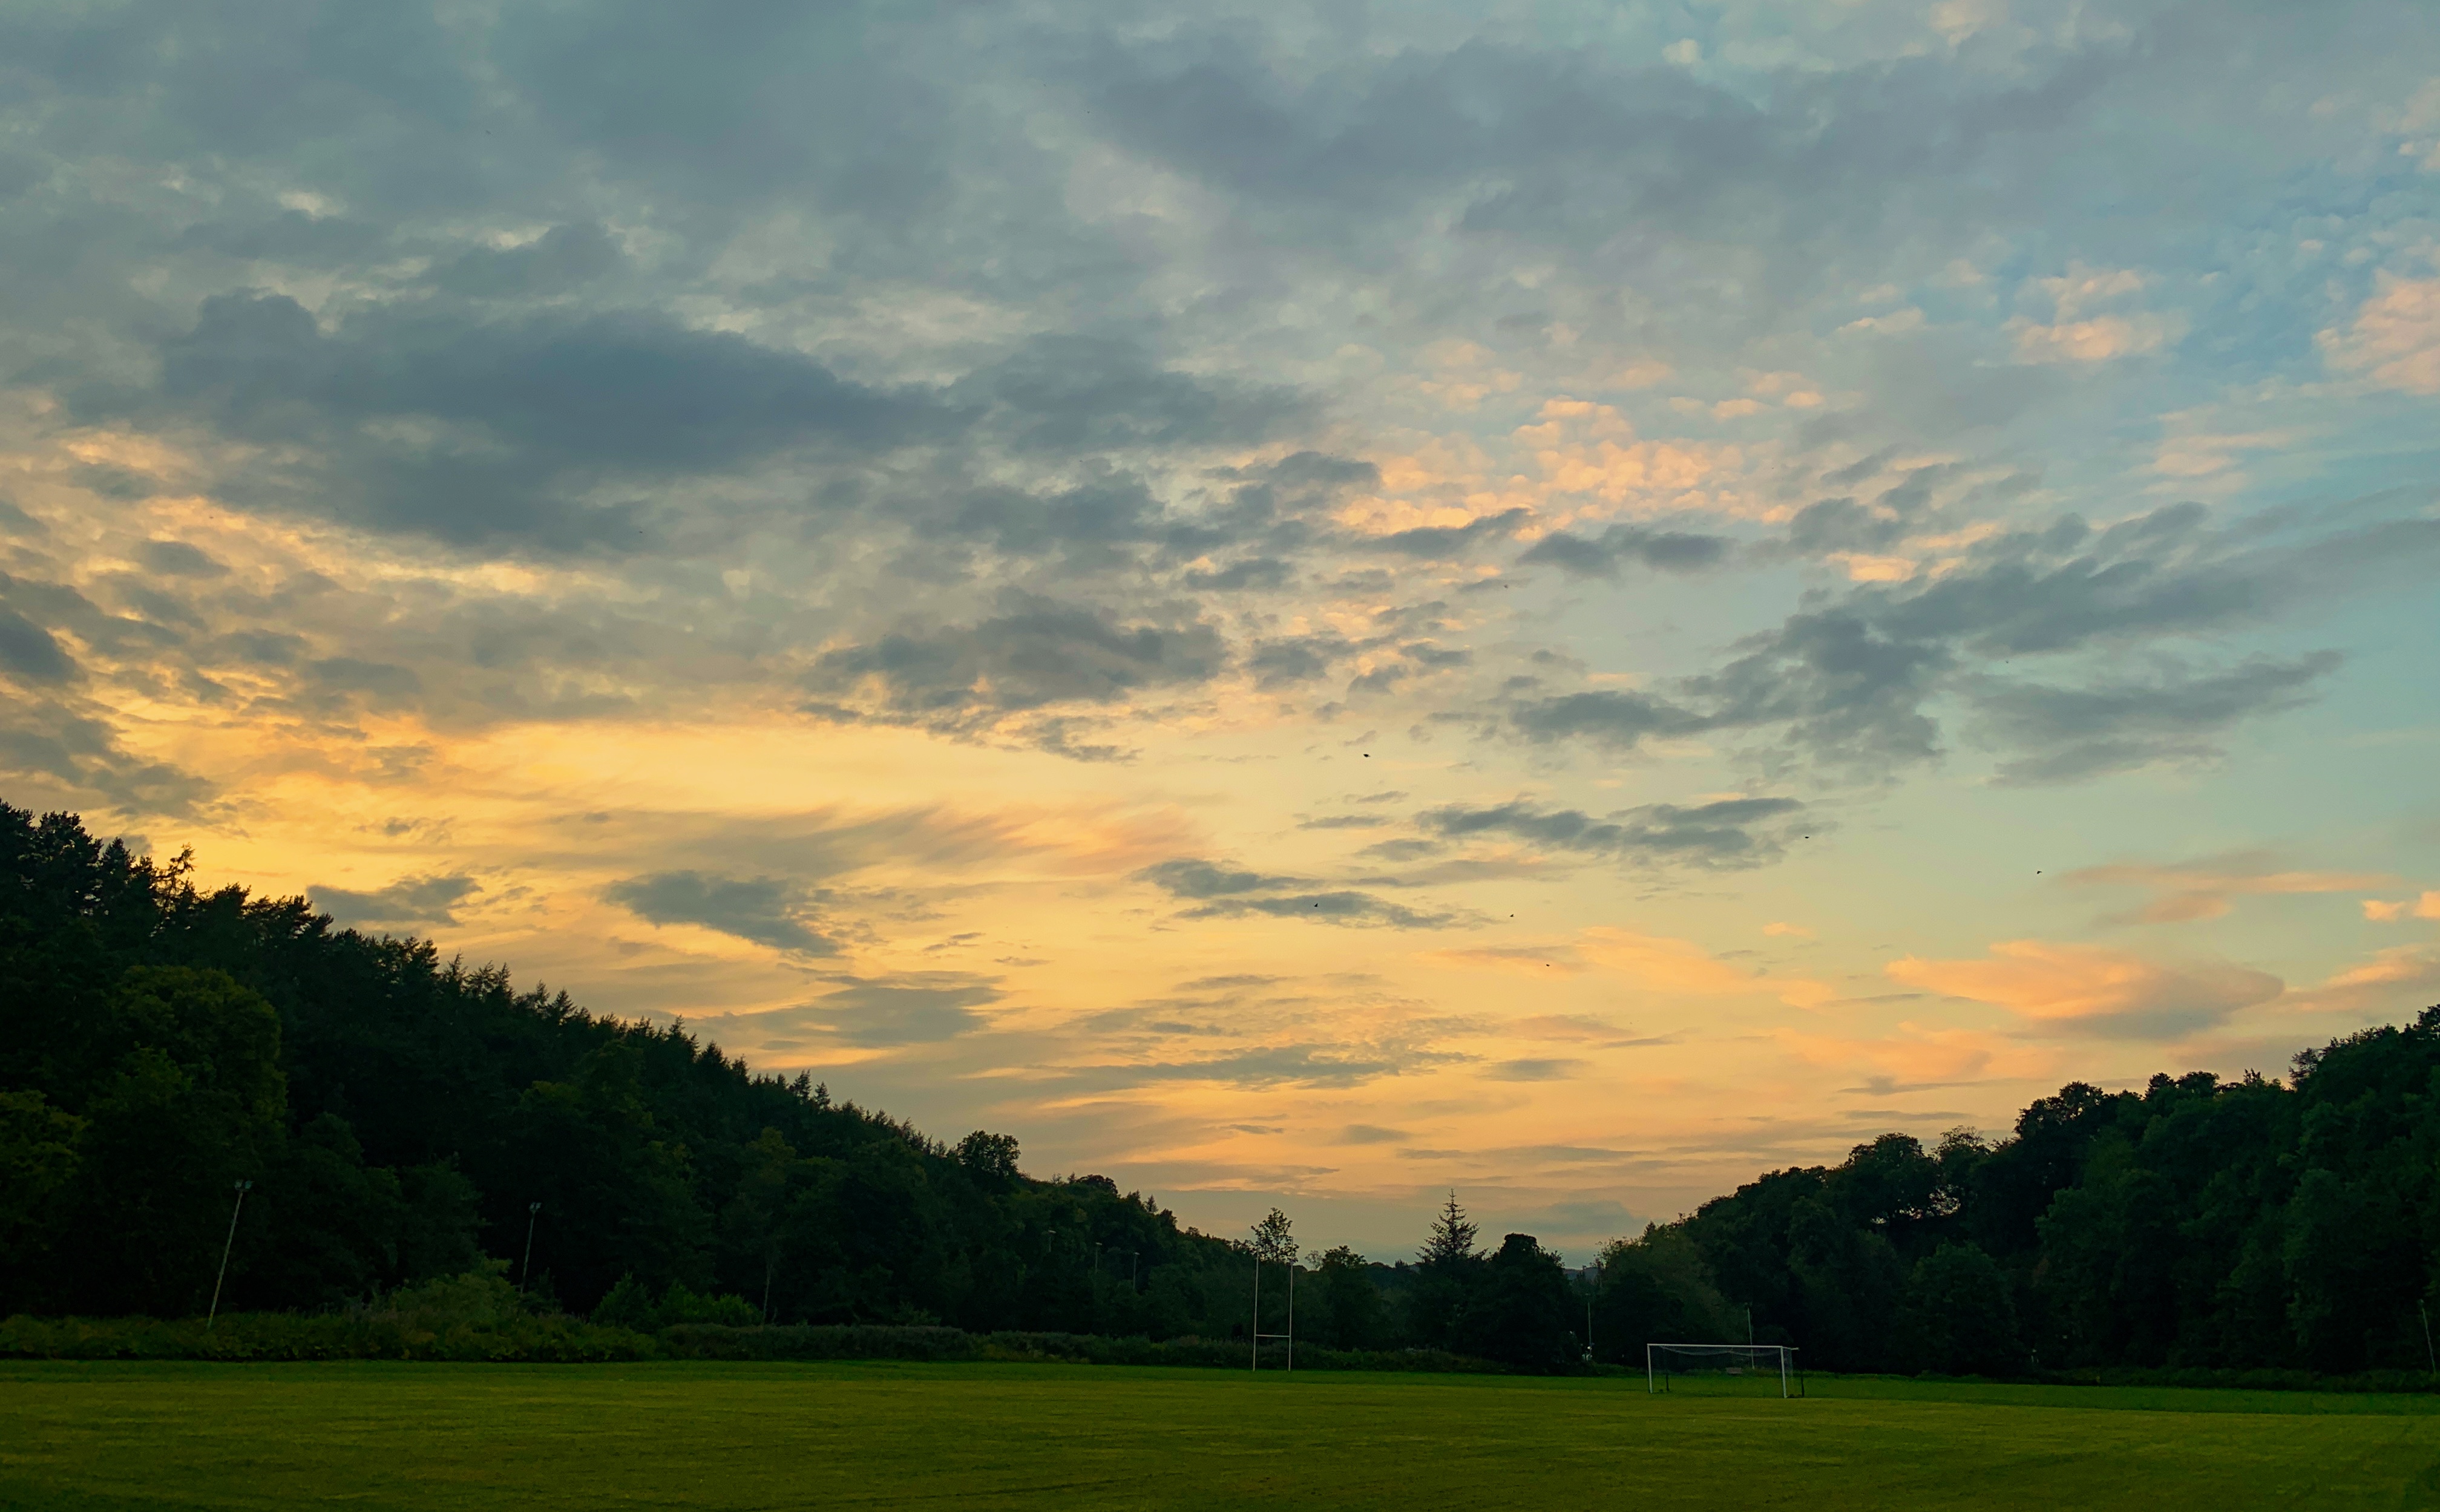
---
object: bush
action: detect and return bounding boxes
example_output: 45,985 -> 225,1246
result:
593,1275 -> 761,1332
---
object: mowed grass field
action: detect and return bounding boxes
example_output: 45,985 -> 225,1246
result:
5,1361 -> 2438,1511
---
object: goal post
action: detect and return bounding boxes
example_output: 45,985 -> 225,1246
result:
1645,1343 -> 1803,1398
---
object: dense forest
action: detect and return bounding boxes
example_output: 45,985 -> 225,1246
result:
5,802 -> 2436,1376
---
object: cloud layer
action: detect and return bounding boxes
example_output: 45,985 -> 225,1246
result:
1,0 -> 2434,1258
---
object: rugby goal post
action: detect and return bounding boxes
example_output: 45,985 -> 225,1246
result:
1646,1343 -> 1803,1398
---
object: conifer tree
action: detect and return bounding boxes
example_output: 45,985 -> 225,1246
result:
1418,1192 -> 1478,1269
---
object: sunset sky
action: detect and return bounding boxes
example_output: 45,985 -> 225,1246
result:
3,1 -> 2438,1260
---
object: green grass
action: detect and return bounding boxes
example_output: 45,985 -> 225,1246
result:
4,1361 -> 2438,1510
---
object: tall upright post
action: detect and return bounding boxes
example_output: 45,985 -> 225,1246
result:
206,1180 -> 252,1329
1285,1262 -> 1294,1373
2424,1301 -> 2436,1376
1250,1255 -> 1261,1371
519,1202 -> 542,1293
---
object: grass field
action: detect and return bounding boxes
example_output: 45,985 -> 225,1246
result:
5,1361 -> 2438,1510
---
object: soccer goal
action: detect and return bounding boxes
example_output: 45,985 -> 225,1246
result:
1646,1343 -> 1803,1397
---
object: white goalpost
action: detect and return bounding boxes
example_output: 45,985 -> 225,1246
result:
1249,1253 -> 1294,1371
1645,1343 -> 1803,1398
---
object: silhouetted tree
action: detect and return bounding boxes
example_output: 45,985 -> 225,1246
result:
1311,1245 -> 1389,1349
13,801 -> 2440,1375
1456,1233 -> 1579,1371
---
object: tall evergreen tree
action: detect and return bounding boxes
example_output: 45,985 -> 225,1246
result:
1418,1193 -> 1478,1268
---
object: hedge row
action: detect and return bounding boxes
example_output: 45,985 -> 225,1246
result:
0,1314 -> 1503,1373
13,1316 -> 2432,1393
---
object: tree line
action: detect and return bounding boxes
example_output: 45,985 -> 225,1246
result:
4,803 -> 2435,1376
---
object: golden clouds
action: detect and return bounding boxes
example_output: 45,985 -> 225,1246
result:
1425,925 -> 1829,1008
2320,269 -> 2440,394
2064,856 -> 2393,925
1887,940 -> 2283,1039
2363,892 -> 2440,923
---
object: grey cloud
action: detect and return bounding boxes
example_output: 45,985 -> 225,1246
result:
1080,28 -> 2126,287
1519,524 -> 1731,577
174,209 -> 391,266
0,692 -> 211,814
315,872 -> 477,929
810,594 -> 1226,722
1248,633 -> 1362,688
1421,796 -> 1806,869
0,500 -> 44,536
1782,469 -> 1964,555
1860,332 -> 2071,436
1361,508 -> 1530,559
138,292 -> 949,549
1182,557 -> 1291,591
1195,890 -> 1453,928
1136,855 -> 1457,929
430,223 -> 622,298
1079,1042 -> 1457,1090
118,282 -> 1322,570
0,609 -> 76,684
1135,858 -> 1299,898
1684,607 -> 1956,769
696,975 -> 999,1051
802,977 -> 995,1047
1338,1124 -> 1409,1144
1484,1058 -> 1588,1082
1508,502 -> 2436,776
1974,653 -> 2343,785
136,540 -> 227,578
951,334 -> 1304,454
306,657 -> 422,705
603,870 -> 838,955
2051,964 -> 2283,1041
1508,689 -> 1708,748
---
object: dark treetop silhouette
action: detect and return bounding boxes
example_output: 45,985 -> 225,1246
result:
4,803 -> 2435,1375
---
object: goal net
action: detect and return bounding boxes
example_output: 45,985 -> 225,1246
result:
1646,1343 -> 1803,1397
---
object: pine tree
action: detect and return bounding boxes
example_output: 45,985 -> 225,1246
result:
1418,1191 -> 1478,1269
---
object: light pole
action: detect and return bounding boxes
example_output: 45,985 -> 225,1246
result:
206,1180 -> 252,1329
519,1202 -> 542,1294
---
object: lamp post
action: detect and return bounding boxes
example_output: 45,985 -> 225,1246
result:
519,1202 -> 542,1294
206,1180 -> 252,1329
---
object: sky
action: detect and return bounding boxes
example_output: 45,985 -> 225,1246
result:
2,0 -> 2438,1262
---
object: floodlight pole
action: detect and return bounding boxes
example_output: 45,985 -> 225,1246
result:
206,1179 -> 252,1329
1286,1262 -> 1294,1373
519,1202 -> 542,1293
